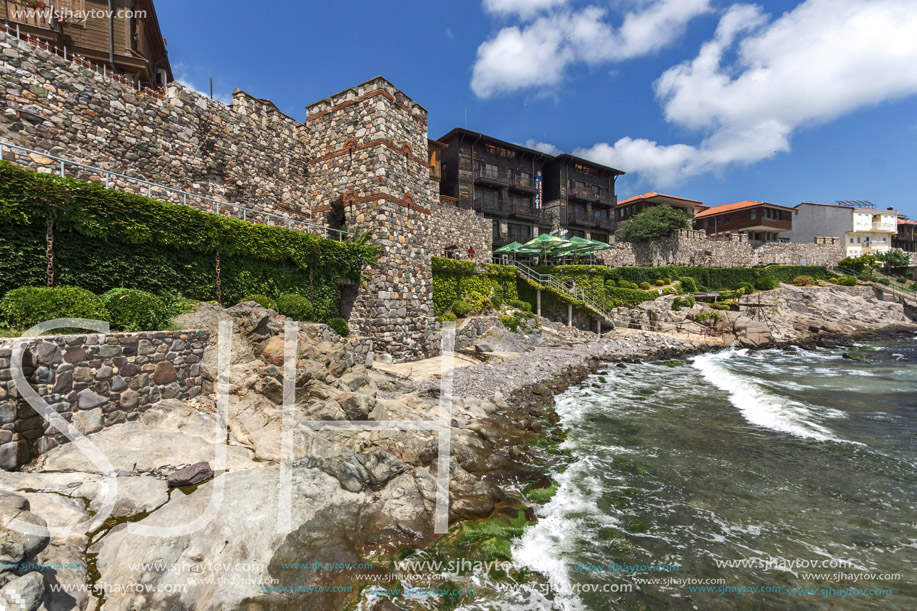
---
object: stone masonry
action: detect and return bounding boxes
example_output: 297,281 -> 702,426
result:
601,230 -> 845,268
0,31 -> 491,362
0,331 -> 208,471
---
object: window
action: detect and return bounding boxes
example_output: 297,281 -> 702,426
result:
574,163 -> 599,177
485,144 -> 517,159
751,210 -> 757,220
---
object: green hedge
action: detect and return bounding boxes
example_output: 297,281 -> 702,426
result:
0,162 -> 378,322
431,257 -> 518,316
0,286 -> 108,329
101,288 -> 171,332
535,264 -> 830,297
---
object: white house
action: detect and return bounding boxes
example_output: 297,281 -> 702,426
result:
786,202 -> 899,257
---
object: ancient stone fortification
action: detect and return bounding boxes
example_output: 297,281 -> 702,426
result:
601,230 -> 844,268
0,324 -> 372,470
0,330 -> 208,470
0,30 -> 490,362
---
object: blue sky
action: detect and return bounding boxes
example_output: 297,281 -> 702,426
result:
158,0 -> 917,218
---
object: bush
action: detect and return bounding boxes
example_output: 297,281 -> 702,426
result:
877,278 -> 891,286
897,278 -> 907,284
655,279 -> 666,286
710,301 -> 733,311
827,276 -> 839,283
452,300 -> 473,317
241,294 -> 276,310
838,254 -> 878,273
678,277 -> 698,292
639,281 -> 652,290
500,310 -> 538,333
275,294 -> 314,321
838,275 -> 857,286
755,276 -> 777,290
738,282 -> 755,294
604,279 -> 617,289
465,291 -> 494,314
507,299 -> 532,313
439,312 -> 457,322
695,312 -> 721,324
101,288 -> 171,332
621,205 -> 692,242
793,275 -> 815,286
671,295 -> 696,311
327,317 -> 349,336
661,277 -> 672,285
0,286 -> 108,330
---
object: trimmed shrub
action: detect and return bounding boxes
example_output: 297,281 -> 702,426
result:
452,300 -> 473,317
101,288 -> 171,332
605,287 -> 659,308
897,277 -> 907,284
793,275 -> 815,286
755,276 -> 777,291
838,275 -> 857,286
0,286 -> 108,330
241,294 -> 277,310
661,277 -> 672,285
678,277 -> 698,292
275,294 -> 314,321
327,317 -> 349,337
639,281 -> 652,290
507,299 -> 532,313
465,291 -> 494,314
655,279 -> 666,286
738,282 -> 755,294
671,295 -> 696,311
877,278 -> 891,286
604,279 -> 617,289
710,301 -> 733,311
439,312 -> 457,322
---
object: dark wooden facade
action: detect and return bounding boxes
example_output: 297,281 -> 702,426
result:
1,0 -> 171,86
438,128 -> 623,247
695,201 -> 793,240
894,220 -> 917,253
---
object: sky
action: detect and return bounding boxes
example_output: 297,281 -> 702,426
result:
157,0 -> 917,218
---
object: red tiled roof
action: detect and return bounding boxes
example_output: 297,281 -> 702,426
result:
618,192 -> 703,206
695,200 -> 794,218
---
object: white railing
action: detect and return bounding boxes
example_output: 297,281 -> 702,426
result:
0,140 -> 351,241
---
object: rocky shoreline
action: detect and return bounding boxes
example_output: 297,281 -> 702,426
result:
0,283 -> 914,610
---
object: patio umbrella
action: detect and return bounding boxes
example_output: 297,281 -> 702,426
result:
519,234 -> 571,261
494,241 -> 524,254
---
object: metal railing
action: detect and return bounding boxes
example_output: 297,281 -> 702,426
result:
834,266 -> 915,298
474,167 -> 511,184
507,260 -> 616,326
0,140 -> 351,240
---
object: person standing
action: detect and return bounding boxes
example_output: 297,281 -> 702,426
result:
467,246 -> 475,260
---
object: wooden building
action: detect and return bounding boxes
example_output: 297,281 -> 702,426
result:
616,192 -> 704,223
437,128 -> 624,247
1,0 -> 171,86
695,200 -> 793,241
893,219 -> 917,253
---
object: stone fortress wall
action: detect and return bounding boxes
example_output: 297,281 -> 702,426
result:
0,30 -> 490,362
0,324 -> 372,471
601,230 -> 845,268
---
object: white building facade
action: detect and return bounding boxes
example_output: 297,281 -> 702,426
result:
786,203 -> 899,257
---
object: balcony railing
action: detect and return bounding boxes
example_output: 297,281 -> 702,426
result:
510,203 -> 545,222
473,197 -> 511,215
569,184 -> 615,204
873,221 -> 897,232
512,174 -> 536,191
565,211 -> 597,228
595,216 -> 615,230
474,167 -> 511,185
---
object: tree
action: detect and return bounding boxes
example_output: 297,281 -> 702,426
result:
876,249 -> 911,272
621,205 -> 692,243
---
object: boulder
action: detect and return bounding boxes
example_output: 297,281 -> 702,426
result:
167,462 -> 213,488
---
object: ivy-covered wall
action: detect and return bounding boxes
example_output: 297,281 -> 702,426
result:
431,258 -> 518,316
0,162 -> 378,322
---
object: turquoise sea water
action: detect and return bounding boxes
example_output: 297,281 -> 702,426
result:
472,339 -> 917,610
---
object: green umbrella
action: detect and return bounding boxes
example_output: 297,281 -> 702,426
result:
494,241 -> 525,254
519,234 -> 571,259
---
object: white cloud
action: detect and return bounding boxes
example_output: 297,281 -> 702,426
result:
577,0 -> 917,186
483,0 -> 569,20
172,63 -> 233,105
471,1 -> 711,98
524,139 -> 563,155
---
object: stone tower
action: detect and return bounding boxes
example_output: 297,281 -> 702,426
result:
305,77 -> 441,362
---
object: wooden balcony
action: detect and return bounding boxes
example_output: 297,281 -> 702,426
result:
511,174 -> 537,192
473,197 -> 511,216
569,184 -> 615,205
3,0 -> 65,41
564,211 -> 597,228
474,167 -> 511,186
510,203 -> 546,223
